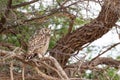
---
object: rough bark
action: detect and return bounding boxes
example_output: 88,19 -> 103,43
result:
50,0 -> 119,67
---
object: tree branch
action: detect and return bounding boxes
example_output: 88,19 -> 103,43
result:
65,57 -> 120,76
11,0 -> 39,9
50,0 -> 120,67
0,49 -> 69,80
90,42 -> 120,62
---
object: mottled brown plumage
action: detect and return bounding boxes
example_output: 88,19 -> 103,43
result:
26,28 -> 51,60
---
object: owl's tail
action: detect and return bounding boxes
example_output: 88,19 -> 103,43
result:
25,53 -> 37,61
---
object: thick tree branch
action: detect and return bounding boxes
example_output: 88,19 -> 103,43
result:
50,0 -> 120,67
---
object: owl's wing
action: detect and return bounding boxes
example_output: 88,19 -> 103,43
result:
27,34 -> 46,54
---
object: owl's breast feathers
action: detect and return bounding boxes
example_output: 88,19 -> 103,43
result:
46,33 -> 51,36
26,28 -> 51,60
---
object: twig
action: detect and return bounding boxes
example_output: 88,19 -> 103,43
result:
11,0 -> 39,9
115,24 -> 120,40
23,1 -> 81,23
90,42 -> 120,63
10,61 -> 14,80
22,64 -> 25,80
0,42 -> 16,50
67,15 -> 76,34
0,47 -> 21,61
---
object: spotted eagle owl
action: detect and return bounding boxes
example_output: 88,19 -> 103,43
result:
26,28 -> 51,60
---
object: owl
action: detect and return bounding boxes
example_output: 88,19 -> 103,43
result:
26,28 -> 51,60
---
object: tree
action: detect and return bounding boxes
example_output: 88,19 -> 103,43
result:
0,0 -> 120,80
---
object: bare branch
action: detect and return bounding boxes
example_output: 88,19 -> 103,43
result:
0,42 -> 16,50
34,67 -> 61,80
65,57 -> 120,75
0,48 -> 69,80
48,56 -> 69,79
90,42 -> 120,62
10,61 -> 14,80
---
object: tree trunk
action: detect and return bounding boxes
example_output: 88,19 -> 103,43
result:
50,0 -> 119,67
